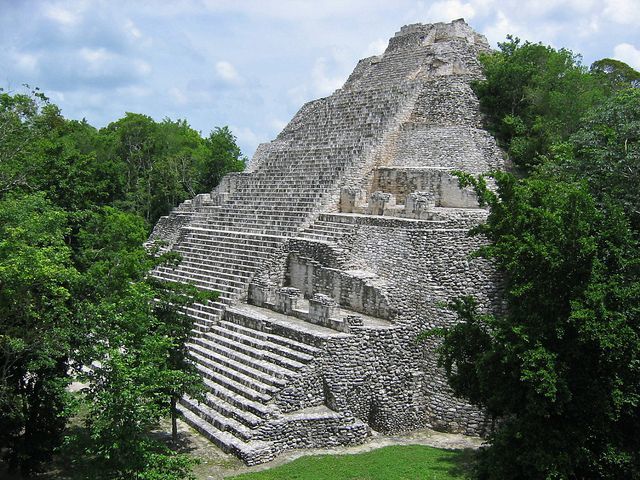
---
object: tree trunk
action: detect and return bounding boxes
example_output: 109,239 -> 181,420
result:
171,395 -> 178,443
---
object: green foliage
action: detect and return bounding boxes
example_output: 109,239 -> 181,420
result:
435,34 -> 640,479
473,37 -> 620,170
101,114 -> 245,224
0,88 -> 237,478
81,280 -> 202,479
199,126 -> 247,191
561,88 -> 640,232
0,192 -> 79,475
229,445 -> 472,480
590,58 -> 640,90
435,172 -> 640,479
0,88 -> 246,226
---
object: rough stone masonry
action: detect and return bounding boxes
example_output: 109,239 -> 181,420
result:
148,18 -> 505,465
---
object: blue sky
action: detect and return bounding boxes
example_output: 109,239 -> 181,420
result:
1,0 -> 638,158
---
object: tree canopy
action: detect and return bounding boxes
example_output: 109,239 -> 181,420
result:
431,39 -> 640,479
0,88 -> 242,477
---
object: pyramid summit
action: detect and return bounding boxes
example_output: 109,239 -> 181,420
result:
149,18 -> 504,464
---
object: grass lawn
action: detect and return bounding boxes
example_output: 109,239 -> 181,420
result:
228,445 -> 474,480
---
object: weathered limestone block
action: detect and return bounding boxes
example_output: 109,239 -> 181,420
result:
405,192 -> 435,219
274,287 -> 301,315
213,171 -> 251,196
366,191 -> 396,215
248,283 -> 273,307
191,193 -> 212,208
209,192 -> 229,206
308,293 -> 338,327
340,187 -> 364,213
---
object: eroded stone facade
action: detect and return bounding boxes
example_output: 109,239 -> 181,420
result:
148,19 -> 504,465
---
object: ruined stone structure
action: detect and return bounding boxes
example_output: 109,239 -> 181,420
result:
149,19 -> 505,465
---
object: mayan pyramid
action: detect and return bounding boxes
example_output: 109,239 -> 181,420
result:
149,18 -> 505,465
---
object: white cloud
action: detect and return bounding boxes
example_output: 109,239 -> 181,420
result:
230,124 -> 266,153
482,10 -> 517,46
312,57 -> 346,96
215,60 -> 243,84
80,47 -> 112,72
169,87 -> 188,105
269,118 -> 288,133
116,85 -> 151,97
287,84 -> 311,107
424,0 -> 476,22
125,19 -> 142,39
43,4 -> 81,26
12,52 -> 39,74
604,0 -> 640,25
613,43 -> 640,70
134,60 -> 152,76
364,39 -> 387,57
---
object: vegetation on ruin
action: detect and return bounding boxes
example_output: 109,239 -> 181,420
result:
0,87 -> 244,478
431,39 -> 640,479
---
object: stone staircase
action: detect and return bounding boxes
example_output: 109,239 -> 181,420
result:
175,305 -> 368,465
294,215 -> 358,245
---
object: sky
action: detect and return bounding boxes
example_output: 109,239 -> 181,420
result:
1,0 -> 638,158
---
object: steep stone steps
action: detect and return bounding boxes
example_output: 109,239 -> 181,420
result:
180,395 -> 253,441
215,320 -> 321,359
201,376 -> 274,418
189,348 -> 284,394
177,404 -> 275,465
189,336 -> 300,381
199,389 -> 263,428
151,269 -> 243,294
156,263 -> 250,286
194,330 -> 306,371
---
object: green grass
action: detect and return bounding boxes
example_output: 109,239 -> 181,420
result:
229,445 -> 474,480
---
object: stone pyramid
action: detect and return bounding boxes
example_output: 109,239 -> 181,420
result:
149,18 -> 504,465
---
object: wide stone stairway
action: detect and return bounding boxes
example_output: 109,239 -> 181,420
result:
148,19 -> 505,464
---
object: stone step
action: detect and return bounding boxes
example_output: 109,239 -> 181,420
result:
186,301 -> 229,318
156,265 -> 248,288
175,242 -> 271,264
224,306 -> 343,349
223,198 -> 319,208
194,330 -> 306,371
178,240 -> 278,259
177,405 -> 275,466
189,344 -> 287,390
200,390 -> 263,429
190,336 -> 300,380
178,259 -> 255,278
192,358 -> 272,404
180,395 -> 253,441
151,269 -> 243,294
185,228 -> 283,245
191,224 -> 298,236
307,221 -> 358,233
214,208 -> 312,218
216,319 -> 321,358
201,376 -> 274,419
174,254 -> 259,274
293,232 -> 334,243
202,218 -> 303,230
